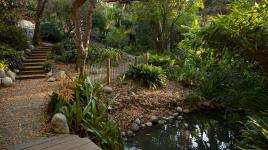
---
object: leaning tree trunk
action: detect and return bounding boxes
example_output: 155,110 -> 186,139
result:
32,0 -> 48,45
70,0 -> 96,75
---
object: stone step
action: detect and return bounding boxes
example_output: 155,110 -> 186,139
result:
16,74 -> 46,80
24,59 -> 47,63
31,50 -> 49,54
24,62 -> 44,66
21,66 -> 43,71
27,56 -> 47,59
30,53 -> 47,57
36,47 -> 51,50
19,70 -> 45,75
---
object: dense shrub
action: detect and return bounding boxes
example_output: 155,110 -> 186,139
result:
149,54 -> 175,69
43,61 -> 52,72
236,112 -> 268,150
201,1 -> 268,71
51,39 -> 77,63
126,64 -> 166,88
0,23 -> 28,50
40,22 -> 63,42
48,76 -> 124,150
0,45 -> 23,69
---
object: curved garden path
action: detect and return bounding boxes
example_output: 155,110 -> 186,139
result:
0,79 -> 58,149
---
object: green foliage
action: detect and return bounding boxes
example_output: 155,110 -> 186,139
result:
126,64 -> 166,88
40,22 -> 64,42
0,45 -> 23,69
0,23 -> 28,50
201,1 -> 268,70
43,61 -> 52,73
0,60 -> 9,70
149,54 -> 175,69
236,112 -> 268,150
48,76 -> 124,150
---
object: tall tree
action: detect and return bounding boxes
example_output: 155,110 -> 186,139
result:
70,0 -> 96,75
32,0 -> 48,45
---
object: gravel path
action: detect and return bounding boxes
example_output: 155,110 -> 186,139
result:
0,79 -> 59,150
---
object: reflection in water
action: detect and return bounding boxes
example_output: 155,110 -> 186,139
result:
125,111 -> 240,150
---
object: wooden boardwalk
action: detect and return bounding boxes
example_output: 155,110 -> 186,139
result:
12,135 -> 101,150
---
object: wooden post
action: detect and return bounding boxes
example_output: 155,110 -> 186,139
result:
107,58 -> 111,85
145,51 -> 149,64
134,56 -> 137,65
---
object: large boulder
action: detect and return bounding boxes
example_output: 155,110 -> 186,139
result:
2,77 -> 13,87
6,71 -> 16,81
56,71 -> 66,81
51,113 -> 69,134
29,45 -> 35,51
17,20 -> 35,40
0,69 -> 6,78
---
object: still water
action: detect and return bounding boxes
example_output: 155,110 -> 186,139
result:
125,111 -> 241,150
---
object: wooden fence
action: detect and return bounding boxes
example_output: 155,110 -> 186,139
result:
86,52 -> 149,84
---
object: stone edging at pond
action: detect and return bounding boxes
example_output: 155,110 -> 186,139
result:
122,102 -> 227,138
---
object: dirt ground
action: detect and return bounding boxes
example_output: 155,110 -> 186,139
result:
109,81 -> 189,130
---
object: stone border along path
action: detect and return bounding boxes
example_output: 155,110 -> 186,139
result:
17,43 -> 53,80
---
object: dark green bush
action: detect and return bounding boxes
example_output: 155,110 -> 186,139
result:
40,22 -> 63,42
0,45 -> 23,69
236,112 -> 268,150
43,61 -> 52,72
0,23 -> 28,50
149,54 -> 175,69
126,64 -> 166,88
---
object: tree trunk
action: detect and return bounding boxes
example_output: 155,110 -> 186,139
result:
70,0 -> 96,75
32,0 -> 48,45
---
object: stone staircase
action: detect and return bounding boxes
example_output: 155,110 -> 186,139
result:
17,43 -> 53,80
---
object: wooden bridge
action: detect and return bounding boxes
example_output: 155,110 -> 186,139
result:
12,135 -> 101,150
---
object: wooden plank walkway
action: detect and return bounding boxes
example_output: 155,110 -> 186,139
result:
11,135 -> 101,150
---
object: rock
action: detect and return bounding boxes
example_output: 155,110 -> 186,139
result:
127,130 -> 134,136
56,71 -> 66,81
173,113 -> 179,117
162,117 -> 168,121
29,45 -> 35,51
6,71 -> 16,81
121,131 -> 126,136
177,116 -> 183,120
47,77 -> 56,82
131,123 -> 140,132
184,123 -> 189,128
176,106 -> 183,112
141,124 -> 146,128
183,109 -> 190,113
145,122 -> 152,127
0,69 -> 6,78
158,120 -> 166,125
103,86 -> 113,94
168,116 -> 175,121
134,118 -> 141,125
1,77 -> 13,87
17,20 -> 35,40
51,113 -> 69,134
14,69 -> 19,73
123,137 -> 128,141
25,49 -> 31,54
47,71 -> 53,77
150,115 -> 159,123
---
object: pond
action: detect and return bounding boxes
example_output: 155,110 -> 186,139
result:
125,111 -> 242,150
